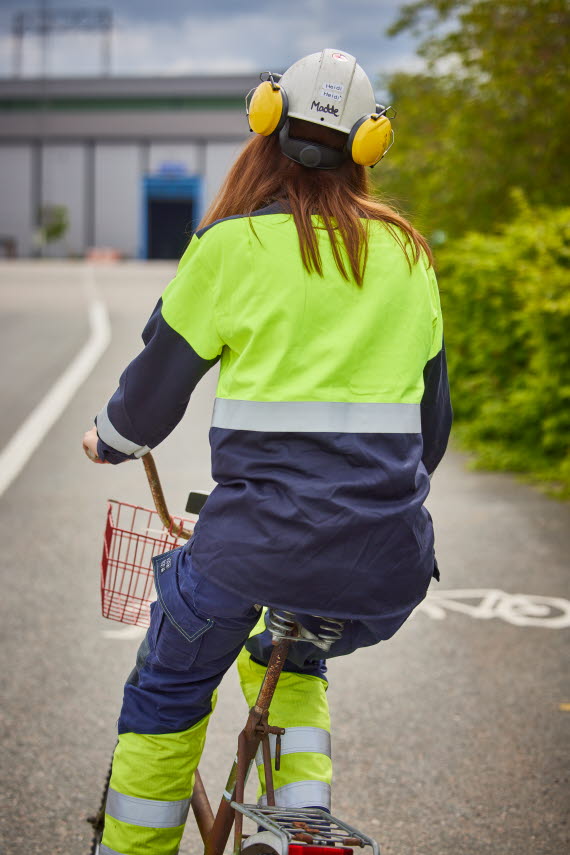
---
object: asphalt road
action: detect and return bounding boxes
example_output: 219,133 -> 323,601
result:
0,261 -> 568,855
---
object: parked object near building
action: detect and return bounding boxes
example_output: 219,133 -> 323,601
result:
0,235 -> 17,257
0,74 -> 257,258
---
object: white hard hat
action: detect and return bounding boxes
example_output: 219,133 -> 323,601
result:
246,48 -> 394,168
279,48 -> 376,135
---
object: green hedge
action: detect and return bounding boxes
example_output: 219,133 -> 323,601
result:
437,195 -> 570,497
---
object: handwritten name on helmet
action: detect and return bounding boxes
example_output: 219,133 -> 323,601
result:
310,100 -> 340,117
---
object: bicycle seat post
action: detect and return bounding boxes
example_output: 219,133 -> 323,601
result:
205,633 -> 292,855
207,610 -> 346,855
233,635 -> 291,854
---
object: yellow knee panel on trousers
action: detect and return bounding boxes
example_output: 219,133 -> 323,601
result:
237,648 -> 332,808
237,646 -> 329,728
101,694 -> 216,855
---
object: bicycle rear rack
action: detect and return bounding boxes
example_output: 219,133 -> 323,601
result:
235,804 -> 380,854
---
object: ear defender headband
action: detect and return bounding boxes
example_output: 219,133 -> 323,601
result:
246,72 -> 395,169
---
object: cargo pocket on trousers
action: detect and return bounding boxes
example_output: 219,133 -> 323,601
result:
150,549 -> 214,671
151,607 -> 214,671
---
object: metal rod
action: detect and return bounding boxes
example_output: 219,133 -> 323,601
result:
254,638 -> 291,712
233,732 -> 250,854
203,748 -> 242,854
261,736 -> 276,807
204,795 -> 236,855
191,770 -> 214,844
141,452 -> 193,540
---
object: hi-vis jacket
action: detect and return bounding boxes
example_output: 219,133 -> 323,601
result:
96,202 -> 452,637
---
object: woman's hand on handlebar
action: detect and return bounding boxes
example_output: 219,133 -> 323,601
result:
82,426 -> 108,464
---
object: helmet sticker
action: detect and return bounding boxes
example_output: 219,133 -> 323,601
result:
310,100 -> 340,117
321,82 -> 344,102
332,52 -> 348,61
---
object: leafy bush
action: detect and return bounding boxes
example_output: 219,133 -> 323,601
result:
37,205 -> 69,245
437,195 -> 570,497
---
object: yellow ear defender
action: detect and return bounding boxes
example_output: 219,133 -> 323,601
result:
246,74 -> 289,136
347,107 -> 395,167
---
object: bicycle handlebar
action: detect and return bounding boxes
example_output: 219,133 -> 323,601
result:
141,452 -> 193,540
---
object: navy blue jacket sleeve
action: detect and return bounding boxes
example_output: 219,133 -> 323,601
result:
95,299 -> 218,464
420,339 -> 453,475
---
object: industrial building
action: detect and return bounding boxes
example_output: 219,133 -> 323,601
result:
0,74 -> 259,258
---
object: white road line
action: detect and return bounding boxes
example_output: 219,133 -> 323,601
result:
0,265 -> 111,497
101,625 -> 146,641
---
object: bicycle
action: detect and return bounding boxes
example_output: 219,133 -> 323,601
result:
89,452 -> 380,855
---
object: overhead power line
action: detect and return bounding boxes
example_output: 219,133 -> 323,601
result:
12,6 -> 113,77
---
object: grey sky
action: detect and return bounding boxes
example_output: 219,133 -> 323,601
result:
0,0 -> 423,84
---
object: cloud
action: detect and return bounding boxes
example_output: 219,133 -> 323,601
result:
0,1 -> 424,83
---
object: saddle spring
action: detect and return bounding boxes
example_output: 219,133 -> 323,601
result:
316,616 -> 345,648
267,609 -> 298,638
267,609 -> 345,652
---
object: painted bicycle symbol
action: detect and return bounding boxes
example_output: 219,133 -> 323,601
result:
417,589 -> 570,629
103,588 -> 570,642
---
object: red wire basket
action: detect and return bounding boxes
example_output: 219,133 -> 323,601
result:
100,499 -> 195,628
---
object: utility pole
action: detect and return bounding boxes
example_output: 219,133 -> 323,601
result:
40,0 -> 49,78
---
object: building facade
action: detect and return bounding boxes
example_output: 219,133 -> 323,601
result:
0,74 -> 258,258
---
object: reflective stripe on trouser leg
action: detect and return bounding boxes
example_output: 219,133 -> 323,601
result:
101,700 -> 214,855
237,646 -> 332,810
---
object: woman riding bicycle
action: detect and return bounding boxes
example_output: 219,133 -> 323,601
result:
83,49 -> 452,855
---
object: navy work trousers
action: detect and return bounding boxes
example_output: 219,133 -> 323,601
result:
119,547 -> 333,735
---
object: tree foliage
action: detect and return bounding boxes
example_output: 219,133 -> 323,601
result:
377,0 -> 570,238
375,2 -> 570,495
438,196 -> 570,496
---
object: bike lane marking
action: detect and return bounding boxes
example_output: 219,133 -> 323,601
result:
415,588 -> 570,628
100,589 -> 570,640
0,265 -> 110,498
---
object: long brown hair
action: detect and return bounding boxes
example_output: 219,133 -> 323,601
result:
198,128 -> 432,286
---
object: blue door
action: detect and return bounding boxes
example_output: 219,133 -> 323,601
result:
141,168 -> 203,260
